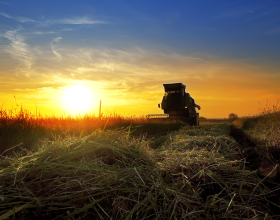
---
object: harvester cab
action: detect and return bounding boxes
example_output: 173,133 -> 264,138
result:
147,83 -> 201,126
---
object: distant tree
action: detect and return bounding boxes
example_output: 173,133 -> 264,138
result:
229,113 -> 238,120
199,117 -> 207,122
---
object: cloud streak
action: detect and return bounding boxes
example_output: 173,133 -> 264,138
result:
0,12 -> 36,23
0,12 -> 107,26
33,31 -> 57,35
54,17 -> 107,25
50,37 -> 63,61
3,29 -> 35,71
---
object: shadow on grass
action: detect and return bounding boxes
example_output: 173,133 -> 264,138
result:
229,125 -> 260,170
230,125 -> 280,217
0,120 -> 185,156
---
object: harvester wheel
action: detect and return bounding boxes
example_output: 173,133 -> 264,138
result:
193,117 -> 198,126
192,113 -> 199,126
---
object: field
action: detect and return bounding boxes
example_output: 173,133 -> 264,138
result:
0,107 -> 184,155
1,107 -> 280,219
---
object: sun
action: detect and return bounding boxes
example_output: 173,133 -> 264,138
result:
61,85 -> 94,115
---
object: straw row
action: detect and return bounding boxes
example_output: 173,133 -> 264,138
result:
0,124 -> 277,219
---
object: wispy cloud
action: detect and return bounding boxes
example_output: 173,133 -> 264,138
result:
53,37 -> 62,43
54,17 -> 107,25
0,12 -> 36,23
0,12 -> 107,26
3,29 -> 35,71
0,12 -> 12,18
33,31 -> 57,35
50,37 -> 62,61
218,9 -> 255,18
0,11 -> 108,28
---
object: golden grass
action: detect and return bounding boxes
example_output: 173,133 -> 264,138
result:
233,101 -> 280,149
0,106 -> 184,155
0,123 -> 276,219
1,104 -> 280,218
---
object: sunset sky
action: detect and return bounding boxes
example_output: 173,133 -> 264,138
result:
0,0 -> 280,118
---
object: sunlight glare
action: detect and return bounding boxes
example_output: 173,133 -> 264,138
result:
62,85 -> 94,115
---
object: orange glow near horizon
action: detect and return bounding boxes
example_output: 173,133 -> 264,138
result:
1,84 -> 279,119
1,79 -> 280,118
0,49 -> 280,118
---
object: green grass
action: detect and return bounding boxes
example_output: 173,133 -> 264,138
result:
0,123 -> 275,219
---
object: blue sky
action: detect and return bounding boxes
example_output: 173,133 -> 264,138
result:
1,0 -> 279,60
0,0 -> 280,117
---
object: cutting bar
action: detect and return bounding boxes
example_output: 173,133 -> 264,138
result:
146,114 -> 169,119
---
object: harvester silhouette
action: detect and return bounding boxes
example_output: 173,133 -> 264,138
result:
147,83 -> 201,126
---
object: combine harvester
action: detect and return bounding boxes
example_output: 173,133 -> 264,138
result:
147,83 -> 201,126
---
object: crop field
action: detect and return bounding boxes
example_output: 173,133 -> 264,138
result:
0,107 -> 185,155
1,107 -> 280,219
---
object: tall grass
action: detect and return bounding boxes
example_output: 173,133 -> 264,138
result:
0,106 -> 184,155
231,101 -> 280,183
233,101 -> 280,149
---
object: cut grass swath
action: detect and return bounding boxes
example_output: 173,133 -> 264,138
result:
0,123 -> 277,219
